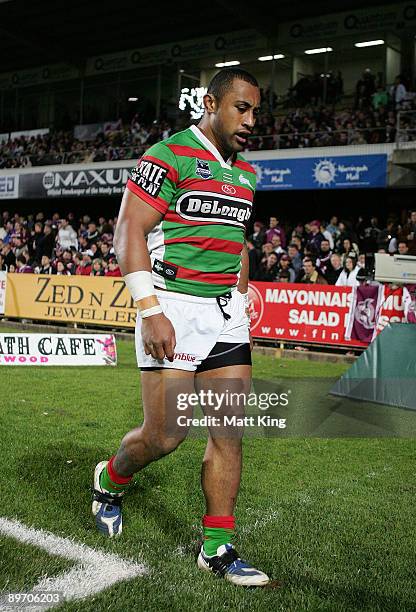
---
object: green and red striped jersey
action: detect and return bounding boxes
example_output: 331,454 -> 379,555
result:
126,125 -> 256,298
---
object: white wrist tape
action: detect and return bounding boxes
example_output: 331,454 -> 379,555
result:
141,305 -> 163,318
124,270 -> 155,302
241,292 -> 249,308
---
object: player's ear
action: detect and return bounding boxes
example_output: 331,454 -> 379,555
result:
203,92 -> 217,114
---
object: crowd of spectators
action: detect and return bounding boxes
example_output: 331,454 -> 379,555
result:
248,211 -> 416,286
0,116 -> 173,169
1,208 -> 415,287
1,72 -> 415,168
248,103 -> 404,150
0,211 -> 122,277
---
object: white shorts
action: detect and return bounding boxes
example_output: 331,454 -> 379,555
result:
135,287 -> 250,372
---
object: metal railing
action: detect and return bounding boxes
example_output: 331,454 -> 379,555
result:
395,110 -> 416,149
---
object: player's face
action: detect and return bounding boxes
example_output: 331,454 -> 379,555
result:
213,79 -> 260,155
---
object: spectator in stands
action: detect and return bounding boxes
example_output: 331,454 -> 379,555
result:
356,69 -> 376,109
38,223 -> 55,259
254,252 -> 279,282
91,258 -> 104,276
0,254 -> 6,271
99,242 -> 112,263
12,237 -> 26,259
339,237 -> 360,264
287,243 -> 303,274
105,257 -> 122,277
306,220 -> 325,256
277,254 -> 295,283
398,210 -> 416,254
297,258 -> 328,284
325,253 -> 343,284
362,216 -> 381,254
16,254 -> 32,273
290,234 -> 304,255
36,254 -> 54,274
55,260 -> 71,275
320,222 -> 334,249
377,219 -> 396,252
87,221 -> 99,243
248,221 -> 266,250
1,242 -> 16,269
78,235 -> 89,252
397,240 -> 409,255
336,255 -> 360,287
316,239 -> 332,276
57,218 -> 78,251
28,222 -> 44,263
357,253 -> 366,268
372,86 -> 389,111
2,221 -> 14,244
390,75 -> 407,110
271,235 -> 286,257
265,216 -> 286,248
78,253 -> 92,275
260,241 -> 273,260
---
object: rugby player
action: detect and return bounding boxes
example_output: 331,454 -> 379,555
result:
92,68 -> 269,586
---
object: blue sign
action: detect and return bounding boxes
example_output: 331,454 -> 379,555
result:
251,154 -> 387,190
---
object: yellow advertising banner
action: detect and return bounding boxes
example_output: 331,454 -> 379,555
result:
5,274 -> 136,328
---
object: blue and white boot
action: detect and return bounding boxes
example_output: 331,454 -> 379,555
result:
197,543 -> 269,586
92,461 -> 123,537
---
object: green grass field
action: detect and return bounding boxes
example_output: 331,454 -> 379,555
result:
0,326 -> 415,611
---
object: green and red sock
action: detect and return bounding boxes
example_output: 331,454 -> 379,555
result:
99,456 -> 132,494
202,515 -> 235,557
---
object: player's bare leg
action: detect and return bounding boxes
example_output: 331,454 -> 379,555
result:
113,369 -> 194,475
195,363 -> 269,586
196,364 -> 250,516
92,369 -> 194,536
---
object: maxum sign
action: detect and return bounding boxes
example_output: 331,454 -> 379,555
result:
17,167 -> 133,198
41,168 -> 131,196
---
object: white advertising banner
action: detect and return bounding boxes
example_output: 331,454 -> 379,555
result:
0,272 -> 6,314
0,333 -> 117,366
0,175 -> 19,199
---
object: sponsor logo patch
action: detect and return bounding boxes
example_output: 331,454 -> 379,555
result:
173,352 -> 196,362
176,191 -> 252,227
221,184 -> 236,195
152,258 -> 178,280
130,159 -> 168,198
195,159 -> 213,180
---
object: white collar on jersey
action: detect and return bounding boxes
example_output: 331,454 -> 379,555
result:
189,124 -> 234,170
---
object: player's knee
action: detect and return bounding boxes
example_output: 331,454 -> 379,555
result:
149,433 -> 186,458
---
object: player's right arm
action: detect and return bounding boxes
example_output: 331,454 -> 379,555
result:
114,188 -> 176,361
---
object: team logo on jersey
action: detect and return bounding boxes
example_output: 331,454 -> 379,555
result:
221,184 -> 236,195
176,191 -> 252,228
195,159 -> 213,180
239,173 -> 253,188
130,159 -> 168,198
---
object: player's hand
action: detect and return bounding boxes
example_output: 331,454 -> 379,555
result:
141,313 -> 176,361
249,330 -> 253,352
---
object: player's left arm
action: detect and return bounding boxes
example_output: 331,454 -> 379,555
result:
237,241 -> 253,351
237,241 -> 249,294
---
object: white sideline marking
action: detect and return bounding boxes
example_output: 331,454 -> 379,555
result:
0,517 -> 148,610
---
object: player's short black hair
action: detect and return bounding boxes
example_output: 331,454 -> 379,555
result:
207,68 -> 259,101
